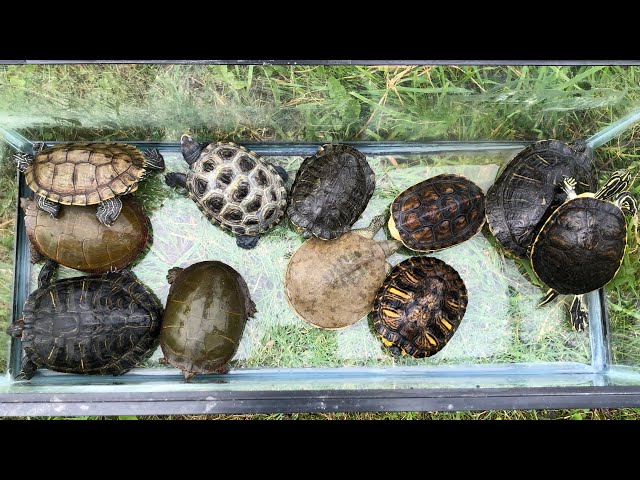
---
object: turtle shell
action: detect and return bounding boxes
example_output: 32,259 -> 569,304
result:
12,270 -> 162,378
24,143 -> 151,206
389,174 -> 485,252
530,196 -> 627,294
287,144 -> 375,240
285,232 -> 389,329
23,196 -> 150,273
485,139 -> 596,258
185,143 -> 287,237
160,261 -> 256,379
373,256 -> 467,358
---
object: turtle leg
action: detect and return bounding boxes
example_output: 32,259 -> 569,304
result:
38,259 -> 58,288
165,172 -> 188,189
17,358 -> 38,380
142,148 -> 165,170
6,318 -> 25,338
560,177 -> 578,200
29,243 -> 44,263
538,288 -> 559,307
182,370 -> 196,382
569,139 -> 588,153
570,295 -> 589,332
96,196 -> 123,226
302,230 -> 313,240
595,170 -> 632,201
13,153 -> 33,173
236,234 -> 260,249
614,191 -> 637,216
36,195 -> 60,218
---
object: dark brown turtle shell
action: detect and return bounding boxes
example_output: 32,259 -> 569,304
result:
530,195 -> 628,294
373,256 -> 467,358
25,143 -> 151,205
485,139 -> 596,258
287,144 -> 375,240
22,196 -> 150,273
160,261 -> 256,381
389,174 -> 485,252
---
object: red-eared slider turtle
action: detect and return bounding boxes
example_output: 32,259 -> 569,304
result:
14,142 -> 165,227
285,214 -> 401,329
373,256 -> 467,358
160,261 -> 256,381
165,135 -> 288,250
287,144 -> 375,240
388,174 -> 485,252
6,260 -> 163,379
485,139 -> 596,258
22,196 -> 150,273
531,170 -> 636,331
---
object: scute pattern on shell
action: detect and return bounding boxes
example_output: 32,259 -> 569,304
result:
25,143 -> 148,206
373,256 -> 467,358
392,174 -> 485,251
186,143 -> 287,236
531,196 -> 627,294
19,270 -> 162,376
287,144 -> 375,240
485,140 -> 596,258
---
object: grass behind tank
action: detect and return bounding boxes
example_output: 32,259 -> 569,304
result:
0,64 -> 639,420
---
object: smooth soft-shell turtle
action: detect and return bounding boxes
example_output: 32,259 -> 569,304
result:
287,144 -> 375,240
285,214 -> 401,329
165,135 -> 288,249
15,142 -> 165,227
22,195 -> 150,273
485,139 -> 596,258
388,174 -> 485,252
531,170 -> 636,331
6,260 -> 163,379
373,256 -> 468,358
160,261 -> 256,381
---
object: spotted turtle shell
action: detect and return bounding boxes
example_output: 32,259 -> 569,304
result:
25,143 -> 149,206
530,196 -> 627,294
287,144 -> 375,240
23,196 -> 150,273
185,143 -> 287,237
391,174 -> 485,252
160,261 -> 256,377
17,270 -> 162,376
373,256 -> 467,358
485,140 -> 596,258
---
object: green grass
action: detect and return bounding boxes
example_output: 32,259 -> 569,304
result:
1,64 -> 640,419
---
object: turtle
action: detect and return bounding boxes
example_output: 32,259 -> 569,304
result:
530,170 -> 637,331
165,135 -> 288,250
6,260 -> 163,380
14,142 -> 165,227
159,261 -> 256,381
485,139 -> 596,258
284,214 -> 401,329
287,144 -> 375,240
372,256 -> 468,358
22,195 -> 150,273
388,174 -> 486,252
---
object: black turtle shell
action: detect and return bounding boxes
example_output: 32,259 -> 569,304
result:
486,140 -> 596,258
287,144 -> 375,240
530,196 -> 627,294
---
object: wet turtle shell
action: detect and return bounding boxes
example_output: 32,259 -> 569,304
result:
22,196 -> 150,273
160,261 -> 256,381
285,216 -> 400,329
373,256 -> 467,358
287,144 -> 375,240
6,265 -> 162,379
389,174 -> 485,252
485,139 -> 596,258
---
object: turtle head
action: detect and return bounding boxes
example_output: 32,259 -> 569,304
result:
180,134 -> 203,166
14,153 -> 32,173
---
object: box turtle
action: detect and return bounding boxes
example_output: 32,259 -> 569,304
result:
531,170 -> 636,331
165,135 -> 288,249
6,260 -> 163,379
287,144 -> 375,240
388,174 -> 485,252
373,256 -> 467,358
284,214 -> 401,329
485,139 -> 596,258
14,142 -> 165,227
160,261 -> 256,381
22,195 -> 150,273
